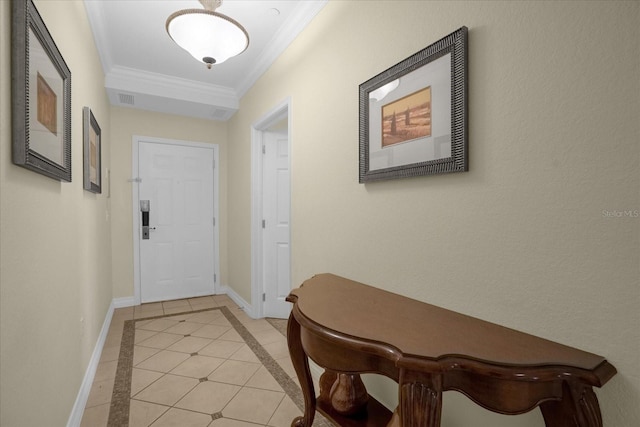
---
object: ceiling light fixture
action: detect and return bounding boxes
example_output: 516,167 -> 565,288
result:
166,0 -> 249,69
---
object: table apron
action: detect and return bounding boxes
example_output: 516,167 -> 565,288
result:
300,324 -> 400,381
300,325 -> 587,419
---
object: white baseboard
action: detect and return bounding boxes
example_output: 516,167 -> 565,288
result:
66,300 -> 116,427
113,296 -> 135,308
219,284 -> 257,318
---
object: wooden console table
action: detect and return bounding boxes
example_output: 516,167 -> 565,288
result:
286,274 -> 616,427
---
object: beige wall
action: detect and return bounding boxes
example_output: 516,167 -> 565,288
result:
227,1 -> 639,426
0,1 -> 113,425
109,107 -> 228,299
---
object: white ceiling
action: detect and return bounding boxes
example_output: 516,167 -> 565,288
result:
84,0 -> 327,120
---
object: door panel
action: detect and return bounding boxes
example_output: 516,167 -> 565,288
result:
263,131 -> 291,318
139,141 -> 214,303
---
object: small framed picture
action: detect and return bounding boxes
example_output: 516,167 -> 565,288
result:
83,107 -> 101,193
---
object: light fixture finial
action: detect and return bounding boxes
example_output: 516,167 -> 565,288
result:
200,0 -> 222,11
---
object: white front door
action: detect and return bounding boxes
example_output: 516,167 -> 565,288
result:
262,130 -> 291,318
137,140 -> 215,303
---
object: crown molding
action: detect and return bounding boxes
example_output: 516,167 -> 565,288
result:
105,66 -> 239,120
106,66 -> 239,108
236,0 -> 328,97
84,0 -> 113,75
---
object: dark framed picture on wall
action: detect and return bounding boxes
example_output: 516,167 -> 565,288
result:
12,0 -> 72,182
83,107 -> 102,193
359,26 -> 468,183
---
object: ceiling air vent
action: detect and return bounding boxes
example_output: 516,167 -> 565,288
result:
118,93 -> 135,105
211,109 -> 229,120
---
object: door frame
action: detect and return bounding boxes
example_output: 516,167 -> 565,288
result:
250,98 -> 292,319
132,135 -> 220,306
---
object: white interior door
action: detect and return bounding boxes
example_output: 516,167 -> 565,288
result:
138,140 -> 215,303
262,130 -> 291,318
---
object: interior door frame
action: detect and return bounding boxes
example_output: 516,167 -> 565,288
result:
132,135 -> 220,305
250,97 -> 292,319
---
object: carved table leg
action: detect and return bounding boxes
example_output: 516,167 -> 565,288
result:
319,369 -> 338,402
320,369 -> 370,416
399,382 -> 442,427
287,312 -> 316,427
540,383 -> 603,427
330,373 -> 369,416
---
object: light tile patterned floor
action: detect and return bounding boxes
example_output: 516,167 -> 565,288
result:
80,295 -> 329,427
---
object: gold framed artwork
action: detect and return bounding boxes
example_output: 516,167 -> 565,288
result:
359,27 -> 468,182
12,0 -> 72,181
381,86 -> 432,148
83,107 -> 102,193
36,72 -> 58,135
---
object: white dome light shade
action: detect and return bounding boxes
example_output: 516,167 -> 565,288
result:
166,9 -> 249,68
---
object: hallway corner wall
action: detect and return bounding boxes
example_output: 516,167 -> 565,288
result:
1,1 -> 113,425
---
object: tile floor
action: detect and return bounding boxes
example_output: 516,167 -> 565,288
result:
79,295 -> 327,427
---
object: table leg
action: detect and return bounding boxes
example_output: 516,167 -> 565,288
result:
399,382 -> 442,427
319,369 -> 338,402
287,312 -> 316,427
330,373 -> 369,416
540,383 -> 602,427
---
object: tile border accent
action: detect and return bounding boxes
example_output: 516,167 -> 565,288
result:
266,318 -> 288,337
106,306 -> 329,427
107,312 -> 135,426
220,308 -> 304,411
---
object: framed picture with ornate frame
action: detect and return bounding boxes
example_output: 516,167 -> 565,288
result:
12,0 -> 72,182
359,26 -> 468,183
83,107 -> 102,193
